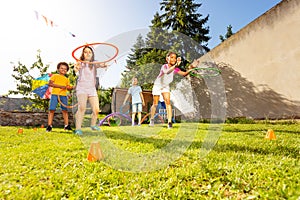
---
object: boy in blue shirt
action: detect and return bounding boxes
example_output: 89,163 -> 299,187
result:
123,77 -> 145,126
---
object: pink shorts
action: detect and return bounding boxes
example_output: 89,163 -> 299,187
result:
76,85 -> 97,97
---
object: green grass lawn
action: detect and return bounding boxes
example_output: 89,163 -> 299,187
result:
0,122 -> 299,199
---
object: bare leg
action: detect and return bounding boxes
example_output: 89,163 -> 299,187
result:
166,104 -> 172,123
138,112 -> 142,125
150,95 -> 160,119
88,96 -> 100,127
132,113 -> 136,125
48,110 -> 55,126
62,110 -> 69,125
162,92 -> 172,123
75,94 -> 88,130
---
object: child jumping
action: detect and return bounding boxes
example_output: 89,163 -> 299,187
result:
123,77 -> 145,126
46,62 -> 73,132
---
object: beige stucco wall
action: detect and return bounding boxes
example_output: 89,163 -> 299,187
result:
198,0 -> 300,119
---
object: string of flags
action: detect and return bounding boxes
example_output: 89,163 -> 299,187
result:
34,10 -> 76,37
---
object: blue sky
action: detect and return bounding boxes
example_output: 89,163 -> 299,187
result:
0,0 -> 282,95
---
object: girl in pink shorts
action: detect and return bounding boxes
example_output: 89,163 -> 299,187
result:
73,46 -> 107,135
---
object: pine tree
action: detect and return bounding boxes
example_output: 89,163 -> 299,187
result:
159,0 -> 210,51
121,0 -> 210,89
120,34 -> 147,88
220,24 -> 234,42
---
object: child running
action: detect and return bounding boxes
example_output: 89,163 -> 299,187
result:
149,52 -> 197,128
46,62 -> 73,132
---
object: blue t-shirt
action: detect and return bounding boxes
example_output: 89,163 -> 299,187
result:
128,85 -> 142,104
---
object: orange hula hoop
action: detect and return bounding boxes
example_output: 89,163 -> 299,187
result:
58,89 -> 78,109
72,42 -> 119,64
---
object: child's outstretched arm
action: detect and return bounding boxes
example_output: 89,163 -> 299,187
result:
188,59 -> 200,70
177,59 -> 199,77
96,62 -> 108,69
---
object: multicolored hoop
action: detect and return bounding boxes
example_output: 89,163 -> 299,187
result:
71,42 -> 119,64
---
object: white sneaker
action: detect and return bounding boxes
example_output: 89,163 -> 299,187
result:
149,119 -> 154,127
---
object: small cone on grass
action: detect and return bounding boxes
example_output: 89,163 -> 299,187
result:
33,127 -> 37,131
87,142 -> 104,162
41,124 -> 44,128
18,128 -> 23,134
265,129 -> 276,140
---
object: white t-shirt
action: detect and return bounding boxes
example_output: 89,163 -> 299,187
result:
128,85 -> 142,104
154,64 -> 180,87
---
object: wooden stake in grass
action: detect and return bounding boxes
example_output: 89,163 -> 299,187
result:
265,129 -> 276,140
87,142 -> 104,162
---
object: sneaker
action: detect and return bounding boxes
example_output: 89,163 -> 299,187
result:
168,122 -> 173,129
74,129 -> 83,135
46,125 -> 52,132
91,126 -> 101,131
64,125 -> 72,131
137,123 -> 141,126
149,119 -> 154,127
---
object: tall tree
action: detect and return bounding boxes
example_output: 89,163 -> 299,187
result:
120,34 -> 147,88
219,24 -> 234,42
121,0 -> 210,89
159,0 -> 210,51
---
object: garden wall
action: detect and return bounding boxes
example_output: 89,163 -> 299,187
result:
0,111 -> 74,127
196,0 -> 300,119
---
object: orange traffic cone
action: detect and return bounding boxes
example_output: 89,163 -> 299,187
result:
41,124 -> 44,128
265,129 -> 276,140
18,128 -> 23,134
87,142 -> 104,162
33,127 -> 37,132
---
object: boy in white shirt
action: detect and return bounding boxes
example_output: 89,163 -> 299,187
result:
123,77 -> 145,126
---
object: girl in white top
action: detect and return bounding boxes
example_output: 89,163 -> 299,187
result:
150,52 -> 197,128
74,46 -> 107,135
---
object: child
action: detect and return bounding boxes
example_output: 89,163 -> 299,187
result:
74,45 -> 107,135
46,62 -> 73,132
149,52 -> 197,128
123,77 -> 145,126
